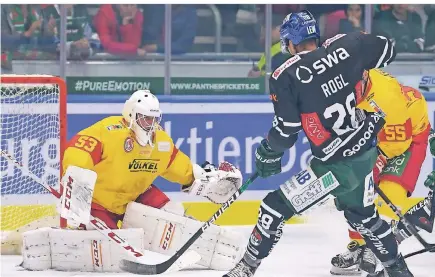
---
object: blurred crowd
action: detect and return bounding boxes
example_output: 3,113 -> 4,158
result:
1,4 -> 435,69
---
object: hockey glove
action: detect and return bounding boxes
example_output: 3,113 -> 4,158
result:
428,128 -> 435,157
424,171 -> 435,190
255,138 -> 284,178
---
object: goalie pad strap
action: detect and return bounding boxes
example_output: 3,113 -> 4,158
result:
122,201 -> 244,270
21,227 -> 145,272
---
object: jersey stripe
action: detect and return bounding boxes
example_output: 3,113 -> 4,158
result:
282,121 -> 302,127
166,146 -> 179,169
274,126 -> 290,137
375,36 -> 394,68
68,135 -> 102,165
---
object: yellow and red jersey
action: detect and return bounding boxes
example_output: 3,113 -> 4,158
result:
356,69 -> 430,158
62,116 -> 194,215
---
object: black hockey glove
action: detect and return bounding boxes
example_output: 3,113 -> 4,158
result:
423,129 -> 435,190
428,128 -> 435,157
255,138 -> 284,178
424,171 -> 435,190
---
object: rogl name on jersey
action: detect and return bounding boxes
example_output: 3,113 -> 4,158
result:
321,74 -> 350,97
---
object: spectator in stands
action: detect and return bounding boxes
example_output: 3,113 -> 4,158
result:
375,4 -> 392,13
373,4 -> 425,53
211,4 -> 260,52
141,5 -> 197,54
339,4 -> 364,34
424,4 -> 435,52
269,4 -> 305,16
93,4 -> 144,56
1,4 -> 58,70
306,4 -> 347,19
234,4 -> 262,52
41,4 -> 94,60
140,5 -> 164,51
315,6 -> 347,42
248,16 -> 290,78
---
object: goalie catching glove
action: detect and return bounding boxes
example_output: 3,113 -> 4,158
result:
185,161 -> 243,204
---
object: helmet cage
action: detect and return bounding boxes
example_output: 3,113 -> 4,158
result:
128,107 -> 162,147
122,90 -> 162,147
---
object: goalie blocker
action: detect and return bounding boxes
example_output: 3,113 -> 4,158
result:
21,201 -> 244,272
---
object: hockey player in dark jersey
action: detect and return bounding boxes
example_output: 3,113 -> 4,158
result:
223,10 -> 414,277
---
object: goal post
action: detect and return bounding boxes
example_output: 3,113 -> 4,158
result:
1,75 -> 67,254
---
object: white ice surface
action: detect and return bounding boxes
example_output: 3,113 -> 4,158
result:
2,209 -> 434,277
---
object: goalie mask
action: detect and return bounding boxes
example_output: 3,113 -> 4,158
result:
122,90 -> 162,147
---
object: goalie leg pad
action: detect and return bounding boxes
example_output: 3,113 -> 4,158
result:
21,227 -> 145,272
122,201 -> 245,270
1,215 -> 59,255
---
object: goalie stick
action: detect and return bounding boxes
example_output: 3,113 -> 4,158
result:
120,171 -> 259,275
1,150 -> 199,273
374,184 -> 435,254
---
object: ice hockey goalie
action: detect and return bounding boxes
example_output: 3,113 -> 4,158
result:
20,90 -> 245,272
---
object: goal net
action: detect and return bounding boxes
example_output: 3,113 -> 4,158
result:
1,75 -> 66,254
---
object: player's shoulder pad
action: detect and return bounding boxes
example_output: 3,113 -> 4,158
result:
154,127 -> 173,153
271,55 -> 302,80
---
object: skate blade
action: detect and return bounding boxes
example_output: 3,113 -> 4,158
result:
330,265 -> 361,275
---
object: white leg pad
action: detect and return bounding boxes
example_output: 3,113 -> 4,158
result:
122,201 -> 245,270
21,227 -> 145,272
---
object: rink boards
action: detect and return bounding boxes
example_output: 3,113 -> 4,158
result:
1,95 -> 434,228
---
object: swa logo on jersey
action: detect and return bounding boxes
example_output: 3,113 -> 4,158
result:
296,48 -> 350,83
313,48 -> 350,75
128,159 -> 159,173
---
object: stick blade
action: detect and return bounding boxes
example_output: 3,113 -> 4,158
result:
120,250 -> 201,275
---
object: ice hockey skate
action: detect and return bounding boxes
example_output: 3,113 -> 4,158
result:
330,240 -> 364,275
223,257 -> 259,277
369,255 -> 414,277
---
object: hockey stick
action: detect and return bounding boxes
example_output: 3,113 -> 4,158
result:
1,150 -> 199,272
403,190 -> 435,259
120,171 -> 259,275
374,184 -> 435,251
404,245 -> 435,259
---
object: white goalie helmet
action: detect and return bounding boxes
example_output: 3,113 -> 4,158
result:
122,90 -> 162,146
